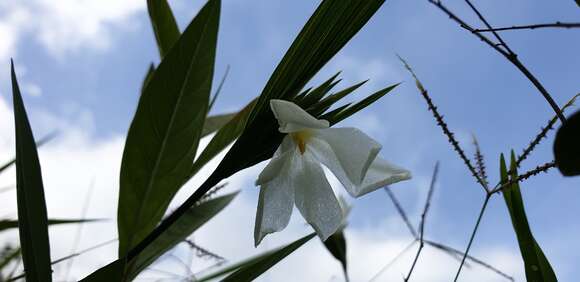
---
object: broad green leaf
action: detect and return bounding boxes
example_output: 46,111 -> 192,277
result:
203,233 -> 315,282
80,259 -> 126,282
147,0 -> 180,58
0,218 -> 101,233
323,231 -> 348,277
201,112 -> 237,138
141,63 -> 155,94
11,61 -> 52,282
553,109 -> 580,176
126,192 -> 238,279
117,0 -> 220,256
500,152 -> 557,281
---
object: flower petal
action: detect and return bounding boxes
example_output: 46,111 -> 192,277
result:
270,99 -> 329,133
256,137 -> 294,185
356,156 -> 411,197
254,151 -> 297,246
294,152 -> 342,241
307,128 -> 379,192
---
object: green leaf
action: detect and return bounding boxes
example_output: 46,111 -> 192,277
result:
323,231 -> 348,277
140,63 -> 155,94
190,99 -> 256,178
201,112 -> 237,138
80,259 -> 126,282
205,233 -> 315,282
0,218 -> 101,233
500,152 -> 557,281
11,61 -> 52,282
326,83 -> 399,125
117,0 -> 220,257
147,0 -> 180,58
553,109 -> 580,176
126,192 -> 238,279
246,0 -> 386,126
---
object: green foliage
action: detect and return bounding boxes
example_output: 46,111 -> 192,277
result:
0,218 -> 101,233
126,192 -> 238,280
147,0 -> 180,58
11,61 -> 52,282
500,152 -> 557,282
553,109 -> 580,176
201,113 -> 237,137
117,0 -> 221,256
80,259 -> 127,282
219,233 -> 316,282
323,231 -> 348,277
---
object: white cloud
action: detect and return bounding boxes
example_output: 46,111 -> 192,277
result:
0,0 -> 145,61
0,94 -> 524,281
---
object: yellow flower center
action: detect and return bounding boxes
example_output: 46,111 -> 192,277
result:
290,130 -> 312,155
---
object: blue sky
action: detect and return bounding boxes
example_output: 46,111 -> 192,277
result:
0,0 -> 579,281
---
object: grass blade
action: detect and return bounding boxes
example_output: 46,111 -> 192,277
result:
117,0 -> 221,256
0,218 -> 101,233
11,61 -> 52,282
500,152 -> 557,281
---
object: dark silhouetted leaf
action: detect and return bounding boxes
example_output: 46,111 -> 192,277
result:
80,259 -> 126,282
201,112 -> 237,137
220,233 -> 315,282
0,218 -> 101,233
11,61 -> 52,282
324,231 -> 348,277
117,0 -> 220,257
126,192 -> 238,279
147,0 -> 180,58
0,133 -> 56,175
554,109 -> 580,176
500,152 -> 557,281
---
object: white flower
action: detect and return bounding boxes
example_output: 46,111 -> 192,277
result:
254,99 -> 411,245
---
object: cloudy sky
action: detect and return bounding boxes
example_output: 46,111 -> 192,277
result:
0,0 -> 579,281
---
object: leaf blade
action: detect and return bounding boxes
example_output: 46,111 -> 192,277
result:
11,61 -> 52,282
147,0 -> 180,58
117,0 -> 221,256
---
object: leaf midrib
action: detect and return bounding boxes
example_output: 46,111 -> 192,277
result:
126,4 -> 215,252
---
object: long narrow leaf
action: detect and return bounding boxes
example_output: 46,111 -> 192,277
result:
0,218 -> 101,233
202,113 -> 237,138
11,61 -> 52,282
117,0 -> 221,256
500,152 -> 557,281
201,233 -> 315,282
80,259 -> 126,282
147,0 -> 180,58
126,192 -> 238,279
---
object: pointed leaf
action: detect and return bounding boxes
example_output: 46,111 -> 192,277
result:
0,133 -> 56,175
201,112 -> 236,138
80,259 -> 126,282
117,0 -> 221,256
327,83 -> 399,124
500,152 -> 557,281
147,0 -> 180,58
323,231 -> 348,276
126,192 -> 238,279
553,109 -> 580,176
220,233 -> 315,282
0,218 -> 102,233
11,61 -> 52,282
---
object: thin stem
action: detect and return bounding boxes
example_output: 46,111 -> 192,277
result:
474,22 -> 580,32
454,195 -> 490,282
428,0 -> 566,122
490,161 -> 556,194
368,240 -> 417,282
463,0 -> 514,54
384,187 -> 418,238
404,240 -> 423,282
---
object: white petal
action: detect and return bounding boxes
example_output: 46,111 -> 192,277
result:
254,151 -> 298,246
356,156 -> 412,197
293,152 -> 342,241
307,128 -> 380,194
270,99 -> 329,133
255,137 -> 294,185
